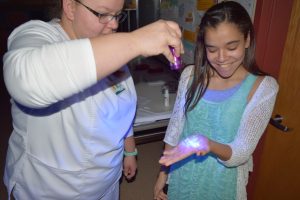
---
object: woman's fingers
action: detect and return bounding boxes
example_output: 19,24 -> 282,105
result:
132,19 -> 183,62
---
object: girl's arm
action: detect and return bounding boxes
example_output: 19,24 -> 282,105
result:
154,66 -> 193,199
219,76 -> 279,167
163,65 -> 194,146
154,144 -> 173,200
159,76 -> 278,167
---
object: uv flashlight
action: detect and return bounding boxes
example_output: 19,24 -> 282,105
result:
169,46 -> 182,70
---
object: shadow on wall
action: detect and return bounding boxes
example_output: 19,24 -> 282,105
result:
0,84 -> 12,199
0,2 -> 55,198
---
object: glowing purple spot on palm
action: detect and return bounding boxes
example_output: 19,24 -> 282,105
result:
181,134 -> 207,153
185,136 -> 201,148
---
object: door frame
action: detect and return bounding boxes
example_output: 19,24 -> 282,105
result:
247,0 -> 294,199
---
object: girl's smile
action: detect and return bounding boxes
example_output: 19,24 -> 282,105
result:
205,22 -> 250,79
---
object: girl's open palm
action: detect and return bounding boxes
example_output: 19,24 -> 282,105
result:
159,134 -> 210,166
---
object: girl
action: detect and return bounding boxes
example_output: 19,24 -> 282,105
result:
154,1 -> 278,200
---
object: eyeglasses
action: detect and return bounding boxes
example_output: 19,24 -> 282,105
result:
74,0 -> 127,24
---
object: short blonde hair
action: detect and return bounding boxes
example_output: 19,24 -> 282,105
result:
48,0 -> 62,19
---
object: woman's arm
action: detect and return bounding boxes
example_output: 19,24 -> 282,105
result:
91,20 -> 183,80
4,20 -> 183,108
124,135 -> 136,154
123,136 -> 137,180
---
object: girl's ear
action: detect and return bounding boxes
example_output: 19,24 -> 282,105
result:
245,32 -> 250,48
62,0 -> 76,20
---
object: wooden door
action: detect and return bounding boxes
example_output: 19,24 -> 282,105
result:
252,0 -> 300,199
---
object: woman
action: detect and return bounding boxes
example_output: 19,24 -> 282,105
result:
3,0 -> 182,199
154,1 -> 278,200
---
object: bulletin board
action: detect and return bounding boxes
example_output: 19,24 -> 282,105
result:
160,0 -> 217,64
219,0 -> 257,20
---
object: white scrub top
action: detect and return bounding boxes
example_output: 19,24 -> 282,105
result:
3,19 -> 137,199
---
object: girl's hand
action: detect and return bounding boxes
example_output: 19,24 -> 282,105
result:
153,171 -> 168,200
159,134 -> 210,166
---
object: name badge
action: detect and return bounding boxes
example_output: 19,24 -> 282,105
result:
112,83 -> 125,95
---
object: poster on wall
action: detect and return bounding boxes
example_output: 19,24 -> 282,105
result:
218,0 -> 257,20
160,0 -> 180,21
160,0 -> 217,64
179,0 -> 217,64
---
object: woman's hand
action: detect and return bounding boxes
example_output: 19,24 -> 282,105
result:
92,19 -> 183,80
123,156 -> 137,180
132,20 -> 184,63
159,134 -> 210,166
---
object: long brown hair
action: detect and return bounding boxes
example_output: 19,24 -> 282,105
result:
184,1 -> 266,114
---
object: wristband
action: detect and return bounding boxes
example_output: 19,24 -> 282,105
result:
124,148 -> 138,156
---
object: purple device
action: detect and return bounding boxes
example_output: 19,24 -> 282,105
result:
169,46 -> 182,70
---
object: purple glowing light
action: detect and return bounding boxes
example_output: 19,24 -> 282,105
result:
184,136 -> 201,148
169,46 -> 182,70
